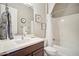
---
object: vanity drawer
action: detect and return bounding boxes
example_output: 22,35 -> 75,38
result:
33,48 -> 44,56
3,41 -> 44,56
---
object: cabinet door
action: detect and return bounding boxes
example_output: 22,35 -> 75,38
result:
33,48 -> 44,56
27,53 -> 33,56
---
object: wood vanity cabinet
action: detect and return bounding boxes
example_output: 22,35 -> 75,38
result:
3,41 -> 44,56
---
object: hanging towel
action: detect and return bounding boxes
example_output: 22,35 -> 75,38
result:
0,11 -> 8,39
6,10 -> 13,39
0,6 -> 13,40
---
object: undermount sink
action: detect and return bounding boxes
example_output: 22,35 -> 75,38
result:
11,38 -> 30,44
13,38 -> 38,44
11,35 -> 41,44
12,35 -> 31,44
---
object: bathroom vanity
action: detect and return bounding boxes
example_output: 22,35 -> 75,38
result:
4,41 -> 44,56
0,38 -> 44,56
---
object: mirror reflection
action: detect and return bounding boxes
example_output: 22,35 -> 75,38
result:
0,3 -> 34,40
0,3 -> 46,40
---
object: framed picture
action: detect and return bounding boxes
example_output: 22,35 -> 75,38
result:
35,14 -> 42,23
41,23 -> 46,30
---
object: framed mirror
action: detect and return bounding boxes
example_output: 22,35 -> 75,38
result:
35,14 -> 41,23
21,18 -> 26,24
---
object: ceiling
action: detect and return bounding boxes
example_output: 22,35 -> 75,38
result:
51,3 -> 79,18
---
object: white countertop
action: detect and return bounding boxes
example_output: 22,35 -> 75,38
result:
0,37 -> 45,56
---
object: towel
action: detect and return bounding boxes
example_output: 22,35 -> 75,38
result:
0,6 -> 13,40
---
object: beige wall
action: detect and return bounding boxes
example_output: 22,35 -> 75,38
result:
33,3 -> 46,23
32,3 -> 46,38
